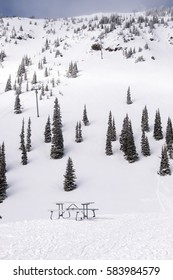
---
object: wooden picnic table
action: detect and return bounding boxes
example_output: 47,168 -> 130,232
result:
49,202 -> 98,221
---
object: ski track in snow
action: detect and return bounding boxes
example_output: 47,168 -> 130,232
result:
1,214 -> 173,260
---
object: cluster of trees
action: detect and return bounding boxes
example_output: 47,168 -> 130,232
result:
66,61 -> 78,78
19,117 -> 32,165
105,100 -> 172,176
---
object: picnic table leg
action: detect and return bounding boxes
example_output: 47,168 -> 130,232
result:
82,204 -> 89,219
50,210 -> 53,220
57,203 -> 64,219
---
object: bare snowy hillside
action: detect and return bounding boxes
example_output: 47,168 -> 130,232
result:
1,8 -> 173,259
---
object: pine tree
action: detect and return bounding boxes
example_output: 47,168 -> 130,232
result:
44,115 -> 51,143
21,142 -> 28,165
67,61 -> 78,78
26,117 -> 31,152
44,67 -> 48,77
50,98 -> 64,159
0,145 -> 7,203
75,121 -> 83,143
120,115 -> 138,162
166,117 -> 173,159
31,71 -> 37,84
14,94 -> 22,114
112,117 -> 116,141
120,114 -> 129,155
19,120 -> 28,165
105,124 -> 113,155
166,117 -> 173,145
141,105 -> 149,132
83,105 -> 89,126
64,157 -> 77,191
153,109 -> 163,140
19,119 -> 25,150
126,86 -> 132,104
141,130 -> 150,156
158,146 -> 171,176
1,142 -> 7,174
5,75 -> 12,92
126,120 -> 138,163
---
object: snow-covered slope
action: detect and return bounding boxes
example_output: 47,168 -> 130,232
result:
1,9 -> 173,259
1,214 -> 173,260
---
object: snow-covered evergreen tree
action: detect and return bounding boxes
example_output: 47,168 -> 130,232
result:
0,144 -> 7,203
82,105 -> 89,126
19,119 -> 25,150
67,61 -> 78,78
64,157 -> 77,191
141,105 -> 149,132
44,115 -> 51,143
112,117 -> 116,141
50,98 -> 64,159
158,146 -> 171,176
14,94 -> 22,114
141,130 -> 150,156
75,121 -> 83,143
19,120 -> 27,165
153,109 -> 163,140
126,86 -> 132,104
120,115 -> 138,163
26,117 -> 31,152
105,123 -> 113,156
5,75 -> 12,92
166,117 -> 173,145
31,71 -> 37,84
126,120 -> 138,163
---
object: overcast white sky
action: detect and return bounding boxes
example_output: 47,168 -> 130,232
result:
0,0 -> 173,18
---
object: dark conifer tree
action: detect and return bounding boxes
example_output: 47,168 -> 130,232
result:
21,142 -> 28,165
158,146 -> 171,176
5,75 -> 12,92
19,119 -> 27,165
126,120 -> 138,163
166,117 -> 173,145
141,105 -> 149,132
141,130 -> 150,156
14,94 -> 22,114
105,124 -> 113,155
75,121 -> 83,143
31,71 -> 37,84
120,115 -> 138,162
19,119 -> 25,150
112,117 -> 116,141
44,67 -> 48,77
50,98 -> 64,159
64,157 -> 77,191
1,142 -> 7,174
153,109 -> 163,140
26,117 -> 31,152
83,105 -> 89,126
126,86 -> 132,104
0,145 -> 7,203
120,114 -> 129,155
166,117 -> 173,159
44,115 -> 51,143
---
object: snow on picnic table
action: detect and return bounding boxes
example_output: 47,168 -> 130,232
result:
0,213 -> 173,260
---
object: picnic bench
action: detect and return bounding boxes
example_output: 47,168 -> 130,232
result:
49,202 -> 98,221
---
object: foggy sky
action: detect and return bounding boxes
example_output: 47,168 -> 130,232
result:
0,0 -> 173,18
